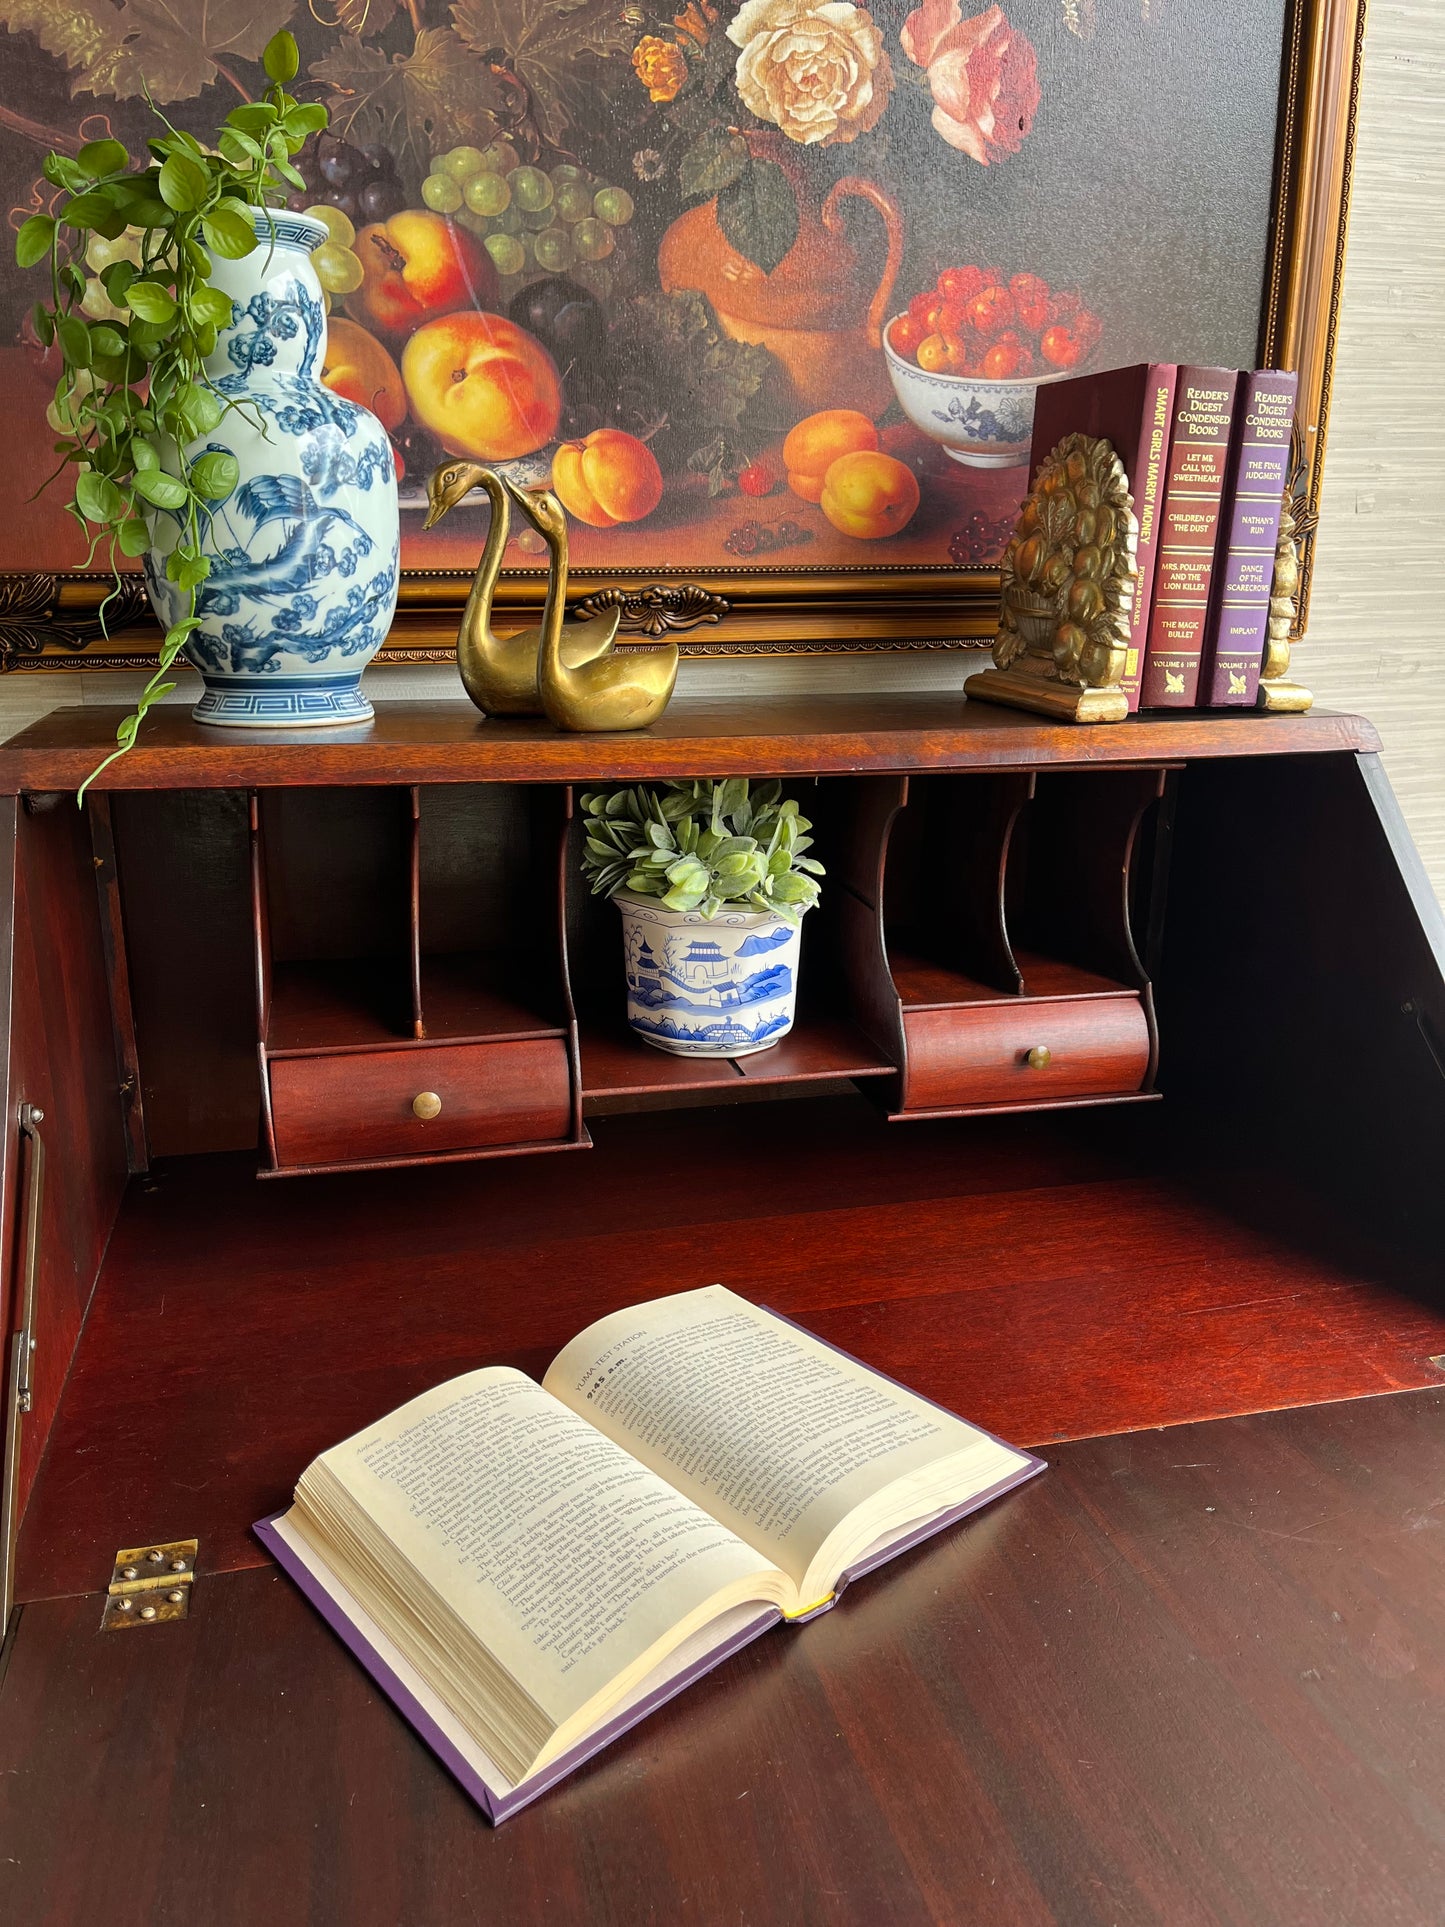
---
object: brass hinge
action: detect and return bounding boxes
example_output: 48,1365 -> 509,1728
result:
100,1538 -> 198,1631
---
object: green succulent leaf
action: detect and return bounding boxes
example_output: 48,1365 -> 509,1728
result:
578,778 -> 823,925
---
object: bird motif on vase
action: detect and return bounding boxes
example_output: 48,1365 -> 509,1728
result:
156,474 -> 376,619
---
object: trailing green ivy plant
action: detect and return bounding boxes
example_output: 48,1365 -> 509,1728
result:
579,779 -> 824,922
14,30 -> 327,795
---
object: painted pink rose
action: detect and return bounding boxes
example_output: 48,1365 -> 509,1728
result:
899,1 -> 1040,164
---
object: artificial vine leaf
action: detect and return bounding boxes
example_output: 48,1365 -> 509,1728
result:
201,204 -> 256,258
263,25 -> 297,81
189,449 -> 239,500
717,160 -> 798,277
132,467 -> 188,510
77,138 -> 128,177
126,281 -> 178,324
311,28 -> 498,170
0,0 -> 299,104
75,469 -> 123,523
159,152 -> 208,212
14,215 -> 55,268
449,0 -> 633,146
189,284 -> 235,328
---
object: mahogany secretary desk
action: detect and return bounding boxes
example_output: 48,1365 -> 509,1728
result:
0,694 -> 1442,1917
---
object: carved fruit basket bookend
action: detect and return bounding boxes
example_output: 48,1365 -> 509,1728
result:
966,433 -> 1139,724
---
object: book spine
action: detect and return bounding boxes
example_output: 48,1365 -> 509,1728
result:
1202,369 -> 1299,706
1118,364 -> 1178,713
1139,368 -> 1239,707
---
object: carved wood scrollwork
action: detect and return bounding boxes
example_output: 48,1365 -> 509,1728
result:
567,583 -> 730,638
0,575 -> 151,671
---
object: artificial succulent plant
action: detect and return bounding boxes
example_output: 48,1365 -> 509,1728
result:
579,779 -> 823,923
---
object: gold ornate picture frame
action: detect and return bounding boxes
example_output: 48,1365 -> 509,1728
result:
0,0 -> 1365,673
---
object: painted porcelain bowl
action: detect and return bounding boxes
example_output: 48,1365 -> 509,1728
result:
613,891 -> 804,1058
883,318 -> 1081,469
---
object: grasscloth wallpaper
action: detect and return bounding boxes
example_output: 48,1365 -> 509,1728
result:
0,0 -> 1439,901
1296,0 -> 1444,899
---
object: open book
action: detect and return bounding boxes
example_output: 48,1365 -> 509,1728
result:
256,1286 -> 1043,1822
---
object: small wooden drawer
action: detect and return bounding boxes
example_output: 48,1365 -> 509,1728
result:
268,1037 -> 572,1168
900,995 -> 1151,1113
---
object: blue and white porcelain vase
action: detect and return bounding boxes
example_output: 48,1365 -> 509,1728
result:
144,208 -> 399,727
615,892 -> 805,1057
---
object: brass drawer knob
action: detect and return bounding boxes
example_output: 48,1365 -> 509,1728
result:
1025,1046 -> 1052,1070
412,1091 -> 442,1120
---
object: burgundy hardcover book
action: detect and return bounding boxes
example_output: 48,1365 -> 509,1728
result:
1201,368 -> 1299,705
256,1286 -> 1044,1824
1139,368 -> 1239,707
1027,361 -> 1178,711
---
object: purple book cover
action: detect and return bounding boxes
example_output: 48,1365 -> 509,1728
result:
1028,361 -> 1178,712
1201,369 -> 1299,706
254,1309 -> 1045,1825
1139,368 -> 1239,708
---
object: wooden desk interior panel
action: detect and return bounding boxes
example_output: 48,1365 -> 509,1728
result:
15,1098 -> 1444,1605
0,698 -> 1380,793
4,1389 -> 1442,1927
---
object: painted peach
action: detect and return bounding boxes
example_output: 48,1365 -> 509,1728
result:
552,429 -> 663,527
353,211 -> 495,339
320,319 -> 406,432
782,408 -> 878,502
819,449 -> 921,539
401,312 -> 562,462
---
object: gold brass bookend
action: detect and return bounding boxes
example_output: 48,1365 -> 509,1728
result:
1258,431 -> 1313,713
502,480 -> 678,732
423,462 -> 620,717
965,433 -> 1139,724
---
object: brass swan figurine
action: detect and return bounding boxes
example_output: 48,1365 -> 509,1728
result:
423,461 -> 619,717
502,478 -> 678,731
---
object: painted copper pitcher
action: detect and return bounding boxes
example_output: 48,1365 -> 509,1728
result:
657,137 -> 903,421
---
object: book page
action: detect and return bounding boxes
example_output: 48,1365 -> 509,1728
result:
543,1288 -> 1020,1596
306,1367 -> 788,1732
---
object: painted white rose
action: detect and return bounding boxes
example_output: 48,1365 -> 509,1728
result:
727,0 -> 894,147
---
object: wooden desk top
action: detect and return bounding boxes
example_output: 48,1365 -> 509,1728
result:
0,695 -> 1379,791
4,1387 -> 1441,1926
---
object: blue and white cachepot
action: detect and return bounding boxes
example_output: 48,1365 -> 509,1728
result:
145,208 -> 399,727
614,891 -> 805,1057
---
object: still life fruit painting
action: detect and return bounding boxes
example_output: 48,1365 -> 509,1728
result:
0,0 -> 1288,587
